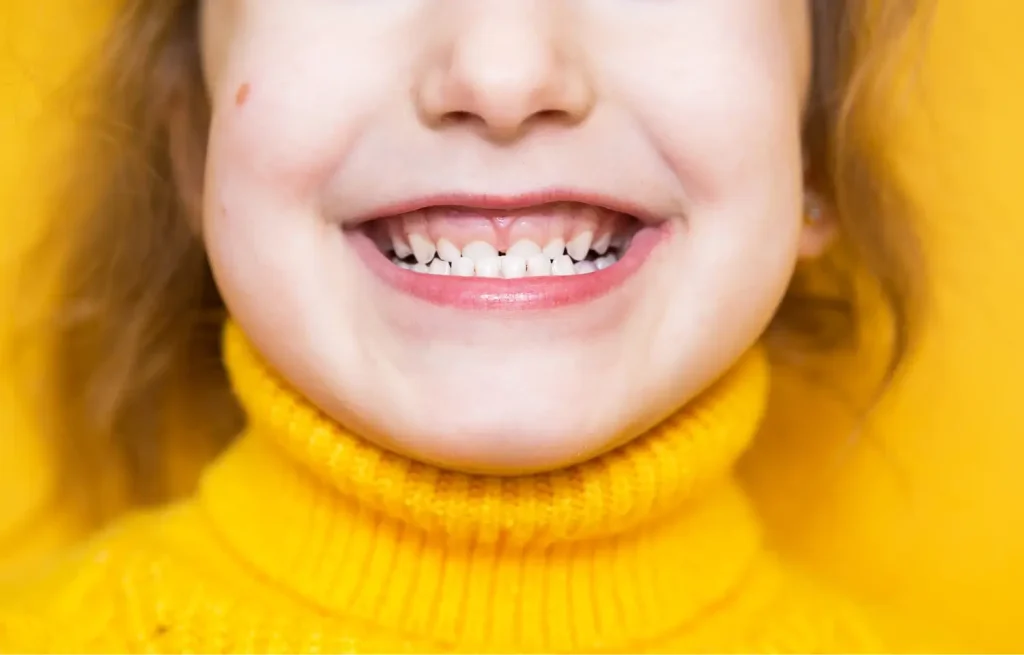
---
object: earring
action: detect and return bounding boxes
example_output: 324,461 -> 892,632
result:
804,192 -> 824,224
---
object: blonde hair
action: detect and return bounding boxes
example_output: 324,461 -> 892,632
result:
22,0 -> 925,524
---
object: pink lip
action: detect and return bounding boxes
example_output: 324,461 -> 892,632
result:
350,223 -> 668,311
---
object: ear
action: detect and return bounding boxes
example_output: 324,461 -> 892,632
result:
798,189 -> 838,259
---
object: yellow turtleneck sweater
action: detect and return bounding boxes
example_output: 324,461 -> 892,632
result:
0,324 -> 877,653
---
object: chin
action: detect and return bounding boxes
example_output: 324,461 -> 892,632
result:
366,389 -> 631,474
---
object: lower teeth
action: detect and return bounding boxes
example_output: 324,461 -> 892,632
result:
391,249 -> 622,278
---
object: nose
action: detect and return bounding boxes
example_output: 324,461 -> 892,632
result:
415,2 -> 596,142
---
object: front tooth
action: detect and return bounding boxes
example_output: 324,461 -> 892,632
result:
567,231 -> 594,261
542,238 -> 565,259
475,257 -> 501,278
395,260 -> 414,270
462,241 -> 499,261
526,254 -> 551,276
436,238 -> 461,263
574,261 -> 598,275
392,234 -> 413,259
552,255 -> 576,276
412,262 -> 430,273
507,239 -> 542,259
500,255 -> 526,279
595,254 -> 618,270
409,233 -> 436,264
451,256 -> 476,276
428,259 -> 451,276
592,233 -> 612,255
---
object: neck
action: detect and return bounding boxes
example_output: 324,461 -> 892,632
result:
199,322 -> 770,651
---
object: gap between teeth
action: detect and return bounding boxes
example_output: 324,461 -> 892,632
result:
390,236 -> 625,278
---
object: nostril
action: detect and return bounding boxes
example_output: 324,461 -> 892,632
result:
437,107 -> 576,135
534,109 -> 568,121
440,110 -> 479,127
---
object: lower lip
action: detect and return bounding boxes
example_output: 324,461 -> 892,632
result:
350,224 -> 668,311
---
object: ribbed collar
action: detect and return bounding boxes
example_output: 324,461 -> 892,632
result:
199,322 -> 770,651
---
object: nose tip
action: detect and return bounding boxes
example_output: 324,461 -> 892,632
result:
416,9 -> 595,142
421,61 -> 594,141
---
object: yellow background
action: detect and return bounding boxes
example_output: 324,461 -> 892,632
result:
2,1 -> 1022,650
788,1 -> 1024,646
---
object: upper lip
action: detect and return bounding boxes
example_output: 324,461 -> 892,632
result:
349,189 -> 663,226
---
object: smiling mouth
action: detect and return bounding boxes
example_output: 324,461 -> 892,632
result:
349,197 -> 665,310
364,202 -> 642,278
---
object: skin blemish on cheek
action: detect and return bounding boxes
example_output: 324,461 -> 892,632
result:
235,83 -> 251,107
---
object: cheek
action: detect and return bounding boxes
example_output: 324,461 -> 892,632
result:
206,83 -> 353,205
201,88 -> 337,312
657,62 -> 802,207
201,67 -> 379,264
592,7 -> 810,332
598,9 -> 807,207
203,16 -> 414,208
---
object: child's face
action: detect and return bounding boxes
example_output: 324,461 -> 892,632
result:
200,1 -> 822,472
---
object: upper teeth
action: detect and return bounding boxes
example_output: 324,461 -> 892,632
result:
390,235 -> 625,278
541,238 -> 565,259
392,235 -> 413,260
566,231 -> 593,261
461,241 -> 499,262
408,233 -> 436,264
507,239 -> 542,259
436,238 -> 462,263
